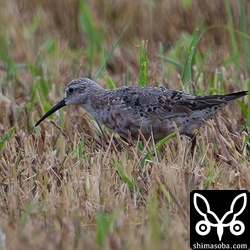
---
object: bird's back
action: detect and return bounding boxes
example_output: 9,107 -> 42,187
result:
89,85 -> 247,140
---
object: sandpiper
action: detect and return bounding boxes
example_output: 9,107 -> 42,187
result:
35,78 -> 248,141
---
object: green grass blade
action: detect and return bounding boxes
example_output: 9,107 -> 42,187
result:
203,160 -> 220,190
194,49 -> 210,90
239,0 -> 250,75
180,0 -> 192,9
78,0 -> 103,76
237,100 -> 248,118
247,80 -> 250,127
158,54 -> 184,69
140,132 -> 177,168
181,21 -> 200,84
96,212 -> 108,248
225,0 -> 240,72
138,40 -> 148,86
0,33 -> 26,89
114,161 -> 135,193
94,22 -> 131,80
154,132 -> 177,149
0,127 -> 14,150
105,76 -> 116,90
242,132 -> 250,156
148,193 -> 161,247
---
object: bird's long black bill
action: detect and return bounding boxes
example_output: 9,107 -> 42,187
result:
35,99 -> 66,127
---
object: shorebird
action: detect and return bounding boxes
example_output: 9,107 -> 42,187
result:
35,78 -> 248,141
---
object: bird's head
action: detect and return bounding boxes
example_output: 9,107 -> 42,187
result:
35,78 -> 102,126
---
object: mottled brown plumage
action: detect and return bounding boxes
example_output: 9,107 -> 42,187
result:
35,78 -> 248,141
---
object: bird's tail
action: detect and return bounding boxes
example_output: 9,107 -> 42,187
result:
224,91 -> 248,101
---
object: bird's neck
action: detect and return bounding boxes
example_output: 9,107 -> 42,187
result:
83,89 -> 110,123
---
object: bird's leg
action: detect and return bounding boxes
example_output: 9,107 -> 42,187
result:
179,131 -> 196,156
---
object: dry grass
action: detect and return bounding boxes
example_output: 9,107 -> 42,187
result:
0,0 -> 250,249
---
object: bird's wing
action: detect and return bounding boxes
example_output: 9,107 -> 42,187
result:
106,86 -> 229,120
108,86 -> 220,119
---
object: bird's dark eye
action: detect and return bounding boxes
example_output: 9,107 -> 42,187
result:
68,87 -> 74,94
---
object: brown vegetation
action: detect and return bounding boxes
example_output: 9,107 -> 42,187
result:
0,0 -> 249,249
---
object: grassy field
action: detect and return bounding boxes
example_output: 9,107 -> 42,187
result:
0,0 -> 250,249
